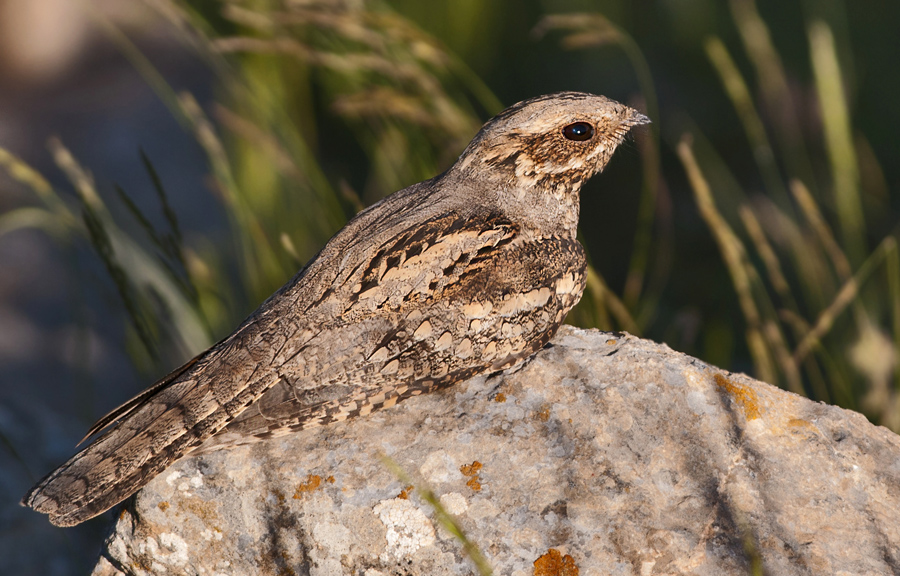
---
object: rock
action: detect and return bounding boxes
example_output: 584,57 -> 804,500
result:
90,326 -> 900,575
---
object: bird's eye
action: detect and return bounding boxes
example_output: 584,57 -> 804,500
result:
562,122 -> 594,142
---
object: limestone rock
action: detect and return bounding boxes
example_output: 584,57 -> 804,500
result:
90,326 -> 900,575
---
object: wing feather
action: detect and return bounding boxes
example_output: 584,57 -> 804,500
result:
21,201 -> 505,526
207,212 -> 522,445
77,354 -> 203,444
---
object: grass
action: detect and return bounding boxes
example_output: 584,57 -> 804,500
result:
1,0 -> 897,425
2,2 -> 898,574
674,2 -> 900,426
381,455 -> 493,576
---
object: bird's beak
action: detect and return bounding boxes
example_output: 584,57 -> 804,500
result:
628,109 -> 651,126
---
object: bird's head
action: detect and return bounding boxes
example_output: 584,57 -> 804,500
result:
449,92 -> 650,236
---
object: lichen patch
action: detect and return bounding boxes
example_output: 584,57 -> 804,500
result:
293,474 -> 329,498
533,548 -> 579,576
460,461 -> 483,491
373,498 -> 436,560
713,373 -> 762,420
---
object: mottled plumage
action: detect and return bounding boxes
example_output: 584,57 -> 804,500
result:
23,92 -> 648,526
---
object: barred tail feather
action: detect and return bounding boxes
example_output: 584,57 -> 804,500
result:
22,344 -> 272,526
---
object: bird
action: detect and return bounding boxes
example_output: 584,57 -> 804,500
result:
23,91 -> 649,527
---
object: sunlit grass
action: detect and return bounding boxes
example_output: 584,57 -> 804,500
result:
677,1 -> 899,428
0,0 -> 897,437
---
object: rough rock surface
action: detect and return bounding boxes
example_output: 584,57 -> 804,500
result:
90,326 -> 900,576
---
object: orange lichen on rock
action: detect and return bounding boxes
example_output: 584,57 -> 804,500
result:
536,406 -> 551,422
157,501 -> 170,512
293,474 -> 323,499
787,418 -> 818,432
713,373 -> 761,420
397,485 -> 414,499
460,461 -> 482,476
494,392 -> 507,403
181,498 -> 220,523
533,548 -> 579,576
460,461 -> 483,491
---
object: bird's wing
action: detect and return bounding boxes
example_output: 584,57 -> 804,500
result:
202,210 -> 525,447
21,208 -> 522,527
205,211 -> 586,451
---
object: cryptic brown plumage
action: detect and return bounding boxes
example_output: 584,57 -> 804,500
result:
23,92 -> 648,526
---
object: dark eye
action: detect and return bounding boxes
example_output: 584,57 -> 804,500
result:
562,122 -> 594,142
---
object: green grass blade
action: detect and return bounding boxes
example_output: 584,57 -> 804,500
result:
808,21 -> 866,266
704,36 -> 789,209
381,455 -> 493,576
729,0 -> 819,193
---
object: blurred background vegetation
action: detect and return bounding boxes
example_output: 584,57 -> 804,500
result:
1,0 -> 898,573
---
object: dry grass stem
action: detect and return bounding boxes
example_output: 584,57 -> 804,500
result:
739,205 -> 794,308
678,135 -> 777,385
793,236 -> 896,364
790,179 -> 852,280
585,265 -> 640,335
704,36 -> 787,207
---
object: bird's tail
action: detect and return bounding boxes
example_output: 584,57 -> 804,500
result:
22,343 -> 267,526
